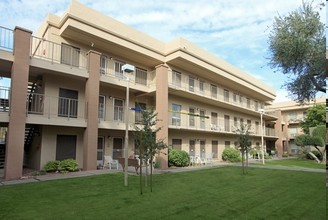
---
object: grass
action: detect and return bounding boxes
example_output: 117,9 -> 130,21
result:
0,167 -> 325,220
252,158 -> 325,169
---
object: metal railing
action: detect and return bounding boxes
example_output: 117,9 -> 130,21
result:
30,36 -> 87,69
0,86 -> 10,112
27,93 -> 85,119
168,77 -> 265,113
0,26 -> 13,51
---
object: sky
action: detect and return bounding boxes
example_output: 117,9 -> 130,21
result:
0,0 -> 326,102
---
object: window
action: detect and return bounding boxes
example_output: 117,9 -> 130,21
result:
240,118 -> 244,126
289,112 -> 297,121
247,120 -> 251,128
199,80 -> 205,94
289,128 -> 297,138
172,139 -> 182,150
172,104 -> 181,126
56,135 -> 77,160
189,107 -> 195,127
255,101 -> 259,111
172,70 -> 181,87
224,115 -> 230,132
58,88 -> 78,118
211,84 -> 217,99
233,93 -> 237,103
189,76 -> 195,92
200,110 -> 206,129
224,89 -> 229,102
135,102 -> 146,124
61,43 -> 80,67
189,140 -> 195,156
200,140 -> 206,158
114,99 -> 124,121
114,61 -> 124,79
100,55 -> 108,74
225,141 -> 230,149
135,68 -> 147,85
239,95 -> 243,104
247,98 -> 251,108
212,140 -> 218,158
234,117 -> 238,127
255,121 -> 259,134
99,95 -> 105,120
211,112 -> 218,130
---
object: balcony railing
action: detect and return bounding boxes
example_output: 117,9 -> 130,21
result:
27,93 -> 85,120
0,86 -> 10,112
168,78 -> 266,113
30,36 -> 87,69
0,26 -> 13,51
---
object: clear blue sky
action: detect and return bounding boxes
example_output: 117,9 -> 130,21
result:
0,0 -> 325,102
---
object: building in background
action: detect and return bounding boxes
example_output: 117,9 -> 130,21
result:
267,97 -> 325,156
0,1 -> 277,180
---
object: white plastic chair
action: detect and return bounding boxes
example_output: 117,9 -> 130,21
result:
103,155 -> 119,170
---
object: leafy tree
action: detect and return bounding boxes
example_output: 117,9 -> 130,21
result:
267,1 -> 325,103
295,128 -> 325,162
299,104 -> 325,134
134,107 -> 166,194
234,123 -> 252,174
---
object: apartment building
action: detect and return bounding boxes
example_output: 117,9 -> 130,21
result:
267,98 -> 325,155
0,1 -> 277,180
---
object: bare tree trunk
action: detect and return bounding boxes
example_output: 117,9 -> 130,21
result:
150,157 -> 153,192
140,154 -> 143,195
241,150 -> 245,174
145,157 -> 148,188
245,148 -> 248,174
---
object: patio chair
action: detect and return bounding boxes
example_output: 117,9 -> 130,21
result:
103,155 -> 119,170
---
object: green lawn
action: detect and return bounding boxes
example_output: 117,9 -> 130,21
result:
253,158 -> 325,169
0,167 -> 325,220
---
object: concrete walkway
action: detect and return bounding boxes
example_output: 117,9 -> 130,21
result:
0,160 -> 326,186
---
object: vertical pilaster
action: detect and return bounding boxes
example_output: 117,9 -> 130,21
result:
275,110 -> 283,157
83,50 -> 100,170
155,64 -> 168,169
5,27 -> 32,180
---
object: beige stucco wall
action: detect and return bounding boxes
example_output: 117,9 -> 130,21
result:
40,126 -> 84,169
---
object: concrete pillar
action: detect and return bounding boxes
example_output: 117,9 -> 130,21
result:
155,64 -> 168,169
83,50 -> 100,170
274,110 -> 283,157
4,27 -> 32,180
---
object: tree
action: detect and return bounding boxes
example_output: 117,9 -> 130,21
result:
134,107 -> 166,194
299,104 -> 325,134
267,1 -> 325,103
234,123 -> 252,174
295,125 -> 325,163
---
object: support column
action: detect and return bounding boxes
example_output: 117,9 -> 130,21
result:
274,110 -> 283,157
83,50 -> 100,170
4,27 -> 32,180
155,64 -> 169,169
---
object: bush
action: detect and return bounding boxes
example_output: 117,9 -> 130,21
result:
306,151 -> 323,161
168,149 -> 190,167
282,152 -> 289,157
43,159 -> 79,173
222,148 -> 241,162
43,160 -> 61,172
60,159 -> 79,172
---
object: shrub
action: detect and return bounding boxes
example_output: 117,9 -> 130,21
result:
43,160 -> 61,172
60,159 -> 79,172
282,152 -> 289,157
222,148 -> 241,162
306,151 -> 323,161
168,149 -> 190,167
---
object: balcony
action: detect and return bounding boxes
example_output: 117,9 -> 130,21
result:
288,118 -> 303,124
168,112 -> 276,137
99,56 -> 155,91
26,93 -> 86,126
168,77 -> 270,115
30,36 -> 87,70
